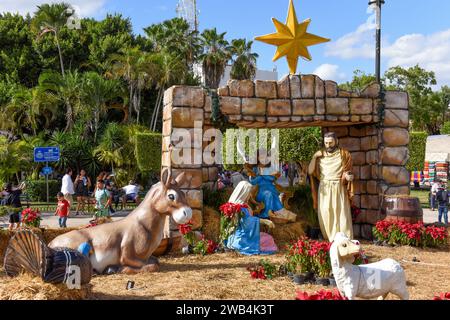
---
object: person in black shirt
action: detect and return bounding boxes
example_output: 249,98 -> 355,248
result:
3,182 -> 26,230
436,184 -> 449,225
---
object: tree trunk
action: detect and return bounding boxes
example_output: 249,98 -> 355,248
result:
55,35 -> 65,77
64,101 -> 74,132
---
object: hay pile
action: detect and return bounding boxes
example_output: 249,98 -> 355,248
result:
203,206 -> 221,242
0,272 -> 92,300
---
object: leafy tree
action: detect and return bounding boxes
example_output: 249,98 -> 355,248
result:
199,28 -> 231,89
442,122 -> 450,135
339,70 -> 376,92
229,39 -> 258,81
406,132 -> 428,172
94,122 -> 127,171
384,65 -> 441,134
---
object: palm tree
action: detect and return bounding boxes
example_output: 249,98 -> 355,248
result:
230,39 -> 259,81
94,122 -> 126,172
199,28 -> 231,89
81,72 -> 122,143
32,2 -> 75,76
107,47 -> 160,124
38,70 -> 82,132
2,87 -> 57,136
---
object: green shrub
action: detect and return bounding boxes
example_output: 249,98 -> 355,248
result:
135,133 -> 162,173
406,132 -> 428,172
25,180 -> 61,202
202,185 -> 230,209
441,122 -> 450,135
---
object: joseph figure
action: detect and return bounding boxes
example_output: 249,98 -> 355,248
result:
308,132 -> 354,241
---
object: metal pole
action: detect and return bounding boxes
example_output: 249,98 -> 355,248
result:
369,0 -> 384,84
46,161 -> 49,204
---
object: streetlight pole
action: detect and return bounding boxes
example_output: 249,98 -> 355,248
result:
369,0 -> 385,84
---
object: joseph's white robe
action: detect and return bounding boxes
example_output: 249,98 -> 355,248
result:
317,150 -> 353,241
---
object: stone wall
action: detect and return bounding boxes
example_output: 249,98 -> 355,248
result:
161,74 -> 411,239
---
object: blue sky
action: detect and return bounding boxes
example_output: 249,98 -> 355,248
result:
2,0 -> 450,86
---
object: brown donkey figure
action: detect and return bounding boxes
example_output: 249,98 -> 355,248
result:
49,168 -> 192,274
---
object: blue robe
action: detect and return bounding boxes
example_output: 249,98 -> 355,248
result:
225,208 -> 277,255
249,175 -> 283,219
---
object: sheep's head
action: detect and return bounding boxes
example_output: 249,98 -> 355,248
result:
330,232 -> 361,268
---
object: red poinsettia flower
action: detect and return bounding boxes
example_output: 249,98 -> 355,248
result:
178,221 -> 193,235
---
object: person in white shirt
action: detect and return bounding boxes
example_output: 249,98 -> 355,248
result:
122,180 -> 141,206
431,180 -> 440,211
60,168 -> 75,208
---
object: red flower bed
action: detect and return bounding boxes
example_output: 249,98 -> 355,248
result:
433,292 -> 450,300
296,289 -> 347,300
373,220 -> 448,247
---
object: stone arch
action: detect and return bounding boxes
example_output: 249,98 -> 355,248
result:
161,75 -> 410,239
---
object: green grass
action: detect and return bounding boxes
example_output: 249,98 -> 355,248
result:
410,189 -> 430,209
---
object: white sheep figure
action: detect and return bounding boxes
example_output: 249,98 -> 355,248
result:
330,232 -> 409,300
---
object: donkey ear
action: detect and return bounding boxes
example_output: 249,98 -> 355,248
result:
174,172 -> 186,187
160,167 -> 172,188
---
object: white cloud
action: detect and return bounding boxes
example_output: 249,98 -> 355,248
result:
325,10 -> 450,86
313,64 -> 346,81
0,0 -> 107,17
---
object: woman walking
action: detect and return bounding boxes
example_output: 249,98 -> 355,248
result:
74,169 -> 91,215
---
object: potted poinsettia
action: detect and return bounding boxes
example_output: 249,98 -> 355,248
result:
219,202 -> 248,244
21,208 -> 42,228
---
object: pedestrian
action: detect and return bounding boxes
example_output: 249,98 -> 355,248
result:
94,179 -> 111,219
106,182 -> 117,214
55,192 -> 70,228
60,168 -> 75,211
3,182 -> 26,231
436,183 -> 449,225
122,180 -> 141,207
430,180 -> 440,211
74,169 -> 91,215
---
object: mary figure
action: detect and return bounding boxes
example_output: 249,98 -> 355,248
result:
225,181 -> 278,255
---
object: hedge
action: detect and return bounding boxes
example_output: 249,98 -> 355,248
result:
135,132 -> 162,173
406,132 -> 428,172
25,180 -> 61,202
442,122 -> 450,135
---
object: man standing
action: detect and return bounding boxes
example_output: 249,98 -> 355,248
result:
308,132 -> 354,241
430,180 -> 440,211
436,183 -> 449,225
61,168 -> 75,210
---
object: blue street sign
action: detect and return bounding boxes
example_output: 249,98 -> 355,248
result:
41,166 -> 53,175
34,147 -> 60,162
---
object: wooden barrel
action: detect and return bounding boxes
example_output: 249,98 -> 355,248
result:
381,195 -> 423,223
153,235 -> 184,257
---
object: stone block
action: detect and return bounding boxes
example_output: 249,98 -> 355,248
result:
361,83 -> 381,98
384,109 -> 409,128
163,104 -> 172,121
381,147 -> 409,166
361,195 -> 380,210
277,76 -> 290,99
371,165 -> 379,179
353,195 -> 361,207
291,116 -> 302,122
268,100 -> 291,116
350,98 -> 373,115
339,137 -> 361,152
301,75 -> 315,98
183,189 -> 203,209
162,119 -> 172,137
367,181 -> 378,194
385,91 -> 408,110
326,98 -> 349,115
292,99 -> 315,116
171,86 -> 205,108
366,125 -> 378,136
353,224 -> 362,239
170,147 -> 202,168
326,126 -> 348,138
315,77 -> 325,98
351,115 -> 361,122
289,75 -> 301,98
385,186 -> 410,195
360,165 -> 371,180
314,115 -> 325,121
229,79 -> 254,97
353,166 -> 361,180
366,150 -> 378,164
349,126 -> 366,137
218,86 -> 229,96
354,181 -> 366,195
325,81 -> 338,97
202,168 -> 209,182
220,97 -> 241,115
339,116 -> 350,122
267,117 -> 278,123
338,90 -> 352,98
303,116 -> 314,122
208,167 -> 219,181
242,98 -> 266,116
382,166 -> 410,185
382,128 -> 410,147
228,115 -> 242,122
316,99 -> 325,114
365,210 -> 384,224
352,152 -> 366,166
172,169 -> 203,189
360,136 -> 372,151
326,115 -> 338,122
361,115 -> 373,123
255,80 -> 277,99
360,224 -> 374,240
172,107 -> 204,128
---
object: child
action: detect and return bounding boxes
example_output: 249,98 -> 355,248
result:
55,192 -> 70,228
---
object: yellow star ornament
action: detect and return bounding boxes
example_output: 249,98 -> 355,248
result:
255,0 -> 330,74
